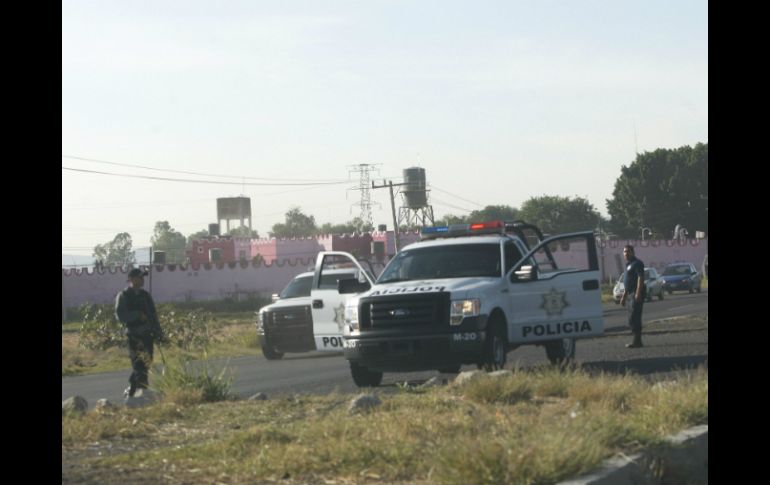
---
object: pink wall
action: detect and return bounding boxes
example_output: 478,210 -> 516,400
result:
251,237 -> 324,264
251,239 -> 277,263
63,237 -> 709,310
233,237 -> 252,261
598,239 -> 708,280
62,259 -> 316,308
277,237 -> 326,260
540,238 -> 707,281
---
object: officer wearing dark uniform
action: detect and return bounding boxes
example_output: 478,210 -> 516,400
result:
620,245 -> 646,348
115,268 -> 164,398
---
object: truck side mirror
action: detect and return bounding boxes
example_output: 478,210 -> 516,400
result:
271,293 -> 280,302
513,265 -> 536,282
338,278 -> 370,294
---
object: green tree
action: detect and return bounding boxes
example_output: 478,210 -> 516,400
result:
435,205 -> 518,227
186,229 -> 210,247
92,232 -> 135,267
228,226 -> 259,238
606,143 -> 708,238
270,207 -> 318,238
318,217 -> 374,234
518,196 -> 601,235
468,205 -> 519,222
434,213 -> 470,226
150,221 -> 187,264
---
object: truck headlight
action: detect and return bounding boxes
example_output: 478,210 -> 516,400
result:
450,299 -> 480,325
345,305 -> 359,331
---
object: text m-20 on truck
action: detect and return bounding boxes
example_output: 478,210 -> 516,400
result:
310,221 -> 604,387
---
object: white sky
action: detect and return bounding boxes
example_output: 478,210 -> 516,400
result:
62,0 -> 708,256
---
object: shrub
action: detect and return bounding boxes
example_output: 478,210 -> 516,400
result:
151,354 -> 234,404
79,305 -> 215,352
160,309 -> 213,351
78,303 -> 125,351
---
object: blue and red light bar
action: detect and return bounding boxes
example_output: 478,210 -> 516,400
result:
420,221 -> 505,240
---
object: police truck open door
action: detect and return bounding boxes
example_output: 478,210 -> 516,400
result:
310,252 -> 375,352
505,231 -> 604,358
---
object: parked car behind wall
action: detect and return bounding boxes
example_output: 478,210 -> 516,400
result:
660,262 -> 702,294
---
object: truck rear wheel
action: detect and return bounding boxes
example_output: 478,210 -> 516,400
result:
350,362 -> 383,387
545,338 -> 575,366
261,337 -> 284,360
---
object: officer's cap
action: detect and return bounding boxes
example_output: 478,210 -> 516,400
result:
127,268 -> 148,279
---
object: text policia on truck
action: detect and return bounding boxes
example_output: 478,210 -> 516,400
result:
308,220 -> 605,387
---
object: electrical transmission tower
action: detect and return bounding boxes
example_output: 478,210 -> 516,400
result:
348,164 -> 380,230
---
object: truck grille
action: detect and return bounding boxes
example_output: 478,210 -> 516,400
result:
266,305 -> 312,329
360,293 -> 449,328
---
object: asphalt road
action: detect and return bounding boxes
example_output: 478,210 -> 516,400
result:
62,289 -> 708,408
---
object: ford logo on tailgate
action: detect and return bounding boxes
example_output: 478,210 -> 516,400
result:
389,309 -> 410,317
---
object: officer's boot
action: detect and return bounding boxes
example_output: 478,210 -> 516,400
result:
626,331 -> 643,348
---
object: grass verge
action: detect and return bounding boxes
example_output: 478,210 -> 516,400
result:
62,312 -> 259,377
63,365 -> 707,484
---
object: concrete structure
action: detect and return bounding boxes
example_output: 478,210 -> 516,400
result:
62,258 -> 315,309
559,425 -> 707,484
216,197 -> 252,233
398,167 -> 435,228
186,236 -> 236,265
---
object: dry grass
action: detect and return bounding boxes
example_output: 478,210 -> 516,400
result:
63,365 -> 708,484
62,317 -> 259,377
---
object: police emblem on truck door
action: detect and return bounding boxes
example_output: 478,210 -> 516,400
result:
540,288 -> 569,316
334,303 -> 346,331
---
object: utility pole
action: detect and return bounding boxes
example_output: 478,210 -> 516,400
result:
633,118 -> 639,156
149,246 -> 153,296
372,179 -> 409,253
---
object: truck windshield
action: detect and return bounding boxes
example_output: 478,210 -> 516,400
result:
279,275 -> 313,298
377,243 -> 501,282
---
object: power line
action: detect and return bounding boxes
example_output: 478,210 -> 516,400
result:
62,154 -> 345,183
428,184 -> 484,207
63,166 -> 350,186
430,197 -> 475,213
63,199 -> 214,210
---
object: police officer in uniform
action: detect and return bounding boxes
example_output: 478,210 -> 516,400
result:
115,268 -> 165,399
620,245 -> 645,348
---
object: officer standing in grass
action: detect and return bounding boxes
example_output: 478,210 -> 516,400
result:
620,245 -> 646,348
115,268 -> 165,400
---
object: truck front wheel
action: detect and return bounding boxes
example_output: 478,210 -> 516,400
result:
261,337 -> 284,360
479,317 -> 507,371
349,362 -> 383,387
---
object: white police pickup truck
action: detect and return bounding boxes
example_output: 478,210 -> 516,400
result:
257,268 -> 369,359
309,221 -> 605,387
